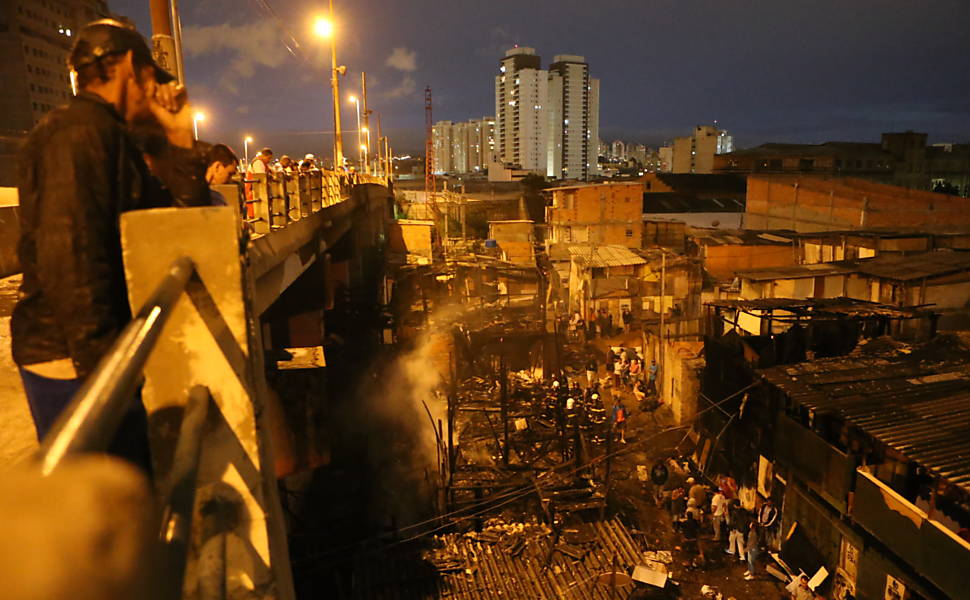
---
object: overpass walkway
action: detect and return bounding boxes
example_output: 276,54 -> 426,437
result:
0,170 -> 392,600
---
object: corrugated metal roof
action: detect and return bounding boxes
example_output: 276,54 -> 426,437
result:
852,251 -> 970,282
568,245 -> 647,268
642,193 -> 744,214
689,228 -> 796,246
760,353 -> 970,493
738,262 -> 853,281
352,518 -> 646,599
706,297 -> 932,320
546,182 -> 643,192
591,278 -> 631,299
738,250 -> 970,283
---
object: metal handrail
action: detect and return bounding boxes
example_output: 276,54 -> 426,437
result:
36,256 -> 196,475
153,385 -> 211,600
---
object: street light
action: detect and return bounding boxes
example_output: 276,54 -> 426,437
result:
313,5 -> 344,170
313,17 -> 333,38
192,111 -> 205,140
349,95 -> 361,169
244,136 -> 253,169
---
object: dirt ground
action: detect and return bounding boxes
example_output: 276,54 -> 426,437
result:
0,274 -> 38,468
563,327 -> 788,600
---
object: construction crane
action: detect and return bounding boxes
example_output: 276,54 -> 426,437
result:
424,86 -> 440,222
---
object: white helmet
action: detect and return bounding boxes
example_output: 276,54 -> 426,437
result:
552,381 -> 560,388
304,153 -> 316,160
591,393 -> 599,400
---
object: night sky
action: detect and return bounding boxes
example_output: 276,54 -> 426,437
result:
111,0 -> 970,158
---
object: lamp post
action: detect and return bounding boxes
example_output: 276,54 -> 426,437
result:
192,111 -> 205,140
314,7 -> 344,170
244,136 -> 253,169
361,71 -> 371,175
349,95 -> 362,170
375,112 -> 382,177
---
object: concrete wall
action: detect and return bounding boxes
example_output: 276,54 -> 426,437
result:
744,175 -> 970,232
489,220 -> 534,242
702,244 -> 796,282
641,331 -> 704,424
923,279 -> 970,309
851,471 -> 969,600
388,220 -> 434,262
0,188 -> 19,276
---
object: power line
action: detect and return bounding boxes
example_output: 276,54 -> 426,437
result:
291,384 -> 754,573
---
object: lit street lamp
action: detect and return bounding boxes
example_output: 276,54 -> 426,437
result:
192,111 -> 205,140
244,136 -> 253,169
314,6 -> 345,170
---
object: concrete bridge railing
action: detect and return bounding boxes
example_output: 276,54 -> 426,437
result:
1,175 -> 391,599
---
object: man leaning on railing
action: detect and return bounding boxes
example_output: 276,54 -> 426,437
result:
9,19 -> 210,473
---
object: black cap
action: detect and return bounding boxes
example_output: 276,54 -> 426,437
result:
69,19 -> 175,84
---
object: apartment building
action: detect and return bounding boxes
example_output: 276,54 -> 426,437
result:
495,47 -> 548,174
0,0 -> 111,185
546,54 -> 599,180
671,125 -> 732,174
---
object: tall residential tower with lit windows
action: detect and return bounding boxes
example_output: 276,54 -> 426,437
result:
0,0 -> 112,185
494,47 -> 548,175
494,47 -> 600,180
546,54 -> 599,180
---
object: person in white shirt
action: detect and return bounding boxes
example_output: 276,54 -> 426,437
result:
247,147 -> 274,175
711,489 -> 727,540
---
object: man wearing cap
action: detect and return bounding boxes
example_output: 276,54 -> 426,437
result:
10,19 -> 209,471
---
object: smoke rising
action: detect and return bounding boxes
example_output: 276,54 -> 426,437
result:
356,305 -> 465,528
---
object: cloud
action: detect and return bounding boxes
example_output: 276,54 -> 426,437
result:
384,75 -> 417,99
182,21 -> 290,93
385,47 -> 417,72
476,24 -> 518,58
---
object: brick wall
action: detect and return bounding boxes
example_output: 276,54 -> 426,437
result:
744,175 -> 970,232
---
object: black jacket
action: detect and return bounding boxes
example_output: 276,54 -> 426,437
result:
11,92 -> 209,377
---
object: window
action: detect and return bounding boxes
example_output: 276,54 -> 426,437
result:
625,229 -> 633,238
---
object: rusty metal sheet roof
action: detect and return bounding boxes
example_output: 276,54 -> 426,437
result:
737,262 -> 853,281
688,228 -> 796,246
760,354 -> 970,493
432,518 -> 643,599
706,297 -> 932,320
348,518 -> 650,599
852,251 -> 970,282
737,250 -> 970,283
568,245 -> 647,268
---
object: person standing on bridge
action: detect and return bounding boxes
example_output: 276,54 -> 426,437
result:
10,19 -> 210,471
204,143 -> 240,206
247,147 -> 274,175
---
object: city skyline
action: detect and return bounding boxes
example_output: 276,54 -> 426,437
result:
107,0 -> 970,157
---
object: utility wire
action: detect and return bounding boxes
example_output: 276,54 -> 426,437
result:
291,382 -> 761,572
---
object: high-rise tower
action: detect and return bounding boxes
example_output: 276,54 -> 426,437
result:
0,0 -> 111,184
494,47 -> 548,174
547,55 -> 599,180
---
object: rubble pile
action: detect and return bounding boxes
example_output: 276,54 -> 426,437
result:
423,517 -> 648,599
